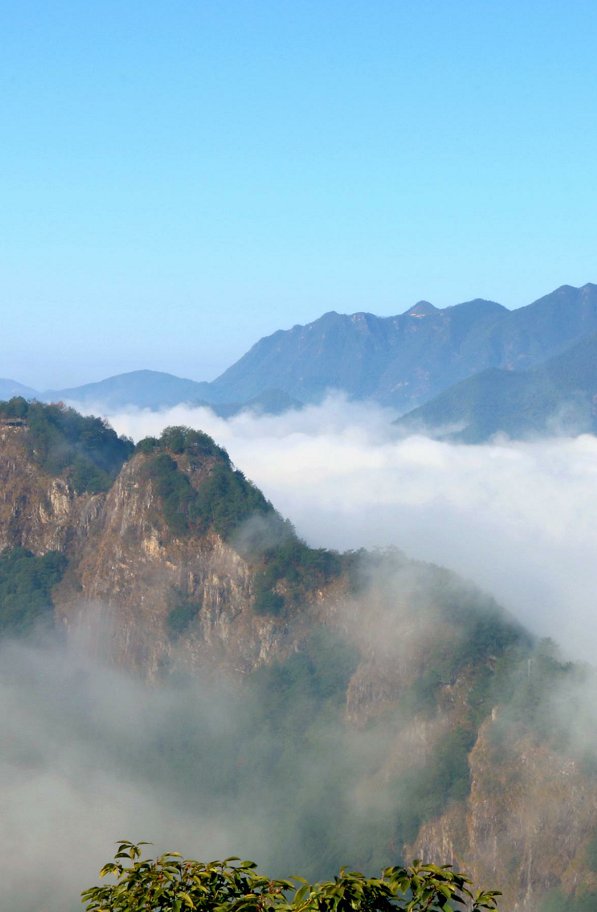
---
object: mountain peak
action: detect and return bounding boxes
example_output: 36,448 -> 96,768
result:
447,298 -> 507,316
405,301 -> 438,318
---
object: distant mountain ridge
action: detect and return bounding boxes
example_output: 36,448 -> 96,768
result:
43,369 -> 214,410
16,370 -> 301,418
208,283 -> 597,411
5,282 -> 597,418
395,329 -> 597,442
0,378 -> 38,400
207,298 -> 509,409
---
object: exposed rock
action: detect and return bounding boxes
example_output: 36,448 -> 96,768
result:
409,715 -> 597,910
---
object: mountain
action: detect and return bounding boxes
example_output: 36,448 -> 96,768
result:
41,369 -> 302,417
395,330 -> 597,442
0,378 -> 38,399
209,283 -> 597,412
42,369 -> 215,410
208,299 -> 509,410
7,283 -> 597,421
2,398 -> 597,910
500,282 -> 597,367
203,388 -> 304,418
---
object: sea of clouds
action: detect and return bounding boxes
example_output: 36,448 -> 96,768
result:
106,394 -> 597,665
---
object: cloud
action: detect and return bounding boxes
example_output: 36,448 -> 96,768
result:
0,638 -> 263,912
0,599 -> 453,911
101,395 -> 597,663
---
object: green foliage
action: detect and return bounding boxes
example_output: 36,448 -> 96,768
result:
82,843 -> 292,912
82,842 -> 500,912
142,428 -> 272,540
195,461 -> 271,540
142,427 -> 343,616
252,583 -> 285,615
146,453 -> 197,536
135,436 -> 160,454
391,728 -> 476,845
393,568 -> 528,722
2,395 -> 28,417
0,398 -> 134,493
0,546 -> 67,636
254,627 -> 359,721
157,427 -> 229,461
167,590 -> 203,638
427,569 -> 528,660
252,539 -> 343,616
487,638 -> 576,744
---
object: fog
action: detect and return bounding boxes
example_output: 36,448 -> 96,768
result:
105,395 -> 597,664
0,637 -> 268,911
0,559 -> 469,911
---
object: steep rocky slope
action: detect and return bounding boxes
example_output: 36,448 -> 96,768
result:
0,405 -> 345,676
1,400 -> 597,911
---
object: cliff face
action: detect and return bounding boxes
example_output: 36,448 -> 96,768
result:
2,412 -> 597,910
409,713 -> 597,911
56,450 -> 333,676
0,424 -> 100,555
58,453 -> 252,675
0,423 -> 341,677
469,720 -> 597,909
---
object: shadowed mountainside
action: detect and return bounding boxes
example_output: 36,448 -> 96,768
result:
395,330 -> 597,442
8,284 -> 597,423
208,283 -> 597,411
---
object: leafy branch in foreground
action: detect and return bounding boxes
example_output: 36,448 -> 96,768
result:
81,841 -> 500,912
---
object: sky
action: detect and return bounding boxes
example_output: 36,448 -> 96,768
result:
2,0 -> 597,387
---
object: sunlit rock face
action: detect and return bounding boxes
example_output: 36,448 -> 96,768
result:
0,425 -> 345,676
409,713 -> 597,911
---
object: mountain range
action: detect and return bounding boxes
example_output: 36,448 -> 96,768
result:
208,283 -> 597,412
38,370 -> 301,416
396,330 -> 597,442
4,282 -> 597,436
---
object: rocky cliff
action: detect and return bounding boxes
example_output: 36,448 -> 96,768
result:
0,412 -> 344,677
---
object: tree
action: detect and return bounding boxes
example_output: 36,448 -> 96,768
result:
81,841 -> 500,912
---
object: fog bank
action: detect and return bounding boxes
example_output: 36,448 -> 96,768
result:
104,396 -> 597,663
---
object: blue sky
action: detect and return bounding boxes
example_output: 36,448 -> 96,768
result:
2,0 -> 597,387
